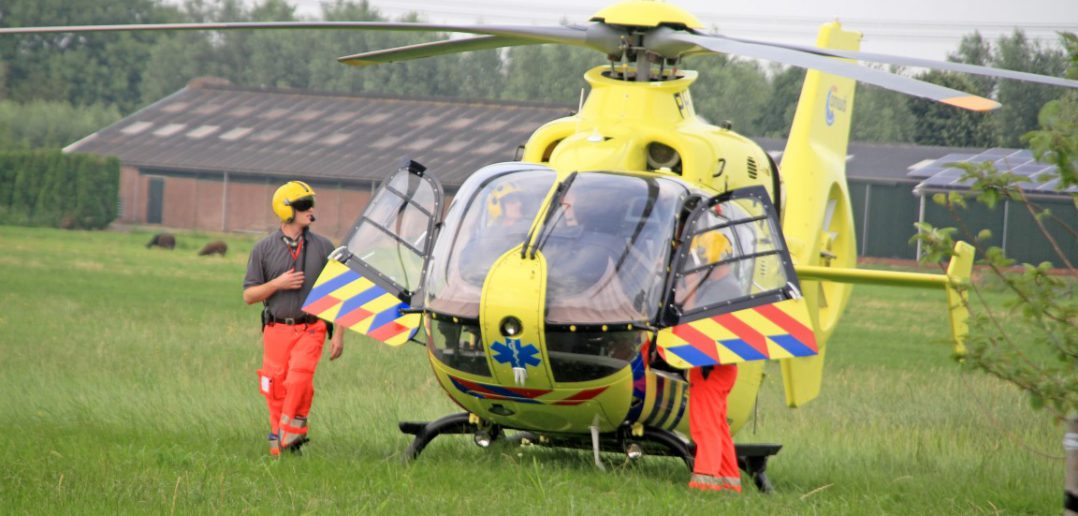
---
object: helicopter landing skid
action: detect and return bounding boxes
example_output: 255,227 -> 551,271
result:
399,414 -> 780,493
399,412 -> 500,461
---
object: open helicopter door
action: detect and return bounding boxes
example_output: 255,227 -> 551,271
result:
303,160 -> 443,346
655,186 -> 818,368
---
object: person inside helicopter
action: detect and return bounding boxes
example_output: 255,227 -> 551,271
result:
423,169 -> 556,317
458,181 -> 537,283
541,174 -> 680,325
677,207 -> 745,312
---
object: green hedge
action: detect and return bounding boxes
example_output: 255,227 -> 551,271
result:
0,150 -> 119,229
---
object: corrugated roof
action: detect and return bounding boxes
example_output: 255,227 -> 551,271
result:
67,81 -> 574,188
753,137 -> 986,182
72,80 -> 1048,192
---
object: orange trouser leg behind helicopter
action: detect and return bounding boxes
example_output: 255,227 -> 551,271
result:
258,320 -> 327,455
688,364 -> 742,492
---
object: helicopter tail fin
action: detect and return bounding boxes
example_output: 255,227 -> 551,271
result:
943,241 -> 975,357
776,22 -> 862,408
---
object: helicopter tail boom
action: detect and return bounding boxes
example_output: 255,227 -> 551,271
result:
794,241 -> 976,358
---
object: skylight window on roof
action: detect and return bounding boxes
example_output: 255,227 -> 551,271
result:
121,121 -> 153,135
229,106 -> 256,117
287,132 -> 317,144
371,135 -> 403,149
194,103 -> 223,115
220,127 -> 253,141
291,109 -> 324,122
252,129 -> 284,142
161,102 -> 189,113
483,120 -> 509,132
321,133 -> 350,146
441,140 -> 470,153
326,112 -> 354,123
153,123 -> 187,137
187,125 -> 220,139
410,114 -> 443,127
360,113 -> 391,125
475,142 -> 502,155
405,137 -> 436,151
262,108 -> 288,119
445,117 -> 474,130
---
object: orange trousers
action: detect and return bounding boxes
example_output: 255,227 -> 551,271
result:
688,364 -> 741,492
258,320 -> 327,436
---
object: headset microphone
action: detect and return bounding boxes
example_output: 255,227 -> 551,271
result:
309,214 -> 317,222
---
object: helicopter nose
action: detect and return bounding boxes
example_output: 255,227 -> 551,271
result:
479,244 -> 552,390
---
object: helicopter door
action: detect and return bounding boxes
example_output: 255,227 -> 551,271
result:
302,160 -> 444,346
655,185 -> 818,368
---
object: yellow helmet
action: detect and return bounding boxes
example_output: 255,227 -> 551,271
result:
272,180 -> 316,223
486,182 -> 522,220
691,230 -> 733,265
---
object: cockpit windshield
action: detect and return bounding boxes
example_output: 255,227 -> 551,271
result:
537,173 -> 684,324
424,165 -> 556,318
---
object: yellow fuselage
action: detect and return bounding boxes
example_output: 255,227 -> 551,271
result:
425,66 -> 779,436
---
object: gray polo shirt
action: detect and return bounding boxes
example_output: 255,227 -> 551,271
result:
244,228 -> 337,320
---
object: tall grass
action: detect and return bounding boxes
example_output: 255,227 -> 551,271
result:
0,225 -> 1061,513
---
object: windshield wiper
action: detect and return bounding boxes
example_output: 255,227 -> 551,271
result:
523,172 -> 578,259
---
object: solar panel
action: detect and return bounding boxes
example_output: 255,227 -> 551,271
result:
1009,149 -> 1034,161
994,156 -> 1033,169
907,165 -> 944,178
913,148 -> 1071,196
980,148 -> 1013,157
936,167 -> 966,178
1035,178 -> 1060,191
1012,163 -> 1049,177
921,175 -> 959,187
968,154 -> 997,163
935,152 -> 976,164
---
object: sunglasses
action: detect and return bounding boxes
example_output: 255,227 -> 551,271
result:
289,197 -> 315,212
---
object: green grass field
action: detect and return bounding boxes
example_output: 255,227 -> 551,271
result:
0,225 -> 1063,514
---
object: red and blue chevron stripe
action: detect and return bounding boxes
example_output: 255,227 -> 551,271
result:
303,260 -> 420,346
656,298 -> 819,368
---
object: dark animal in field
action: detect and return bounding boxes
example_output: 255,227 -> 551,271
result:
198,240 -> 228,256
146,233 -> 176,249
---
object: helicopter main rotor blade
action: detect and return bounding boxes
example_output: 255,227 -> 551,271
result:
339,35 -> 534,66
666,31 -> 1000,111
0,21 -> 589,46
718,35 -> 1078,90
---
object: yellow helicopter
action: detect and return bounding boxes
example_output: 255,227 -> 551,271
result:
5,0 -> 1076,492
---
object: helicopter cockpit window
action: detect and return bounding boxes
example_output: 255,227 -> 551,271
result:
342,167 -> 440,297
427,319 -> 491,377
673,188 -> 792,317
424,166 -> 557,318
538,173 -> 683,325
546,330 -> 648,382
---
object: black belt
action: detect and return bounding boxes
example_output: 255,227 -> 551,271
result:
267,314 -> 319,325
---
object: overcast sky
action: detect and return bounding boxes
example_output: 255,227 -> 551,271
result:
280,0 -> 1077,61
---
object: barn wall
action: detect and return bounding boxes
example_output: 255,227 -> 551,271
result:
119,168 -> 375,242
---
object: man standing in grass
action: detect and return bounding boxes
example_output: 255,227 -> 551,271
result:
243,180 -> 344,456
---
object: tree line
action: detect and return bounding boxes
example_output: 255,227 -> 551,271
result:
0,0 -> 1073,150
